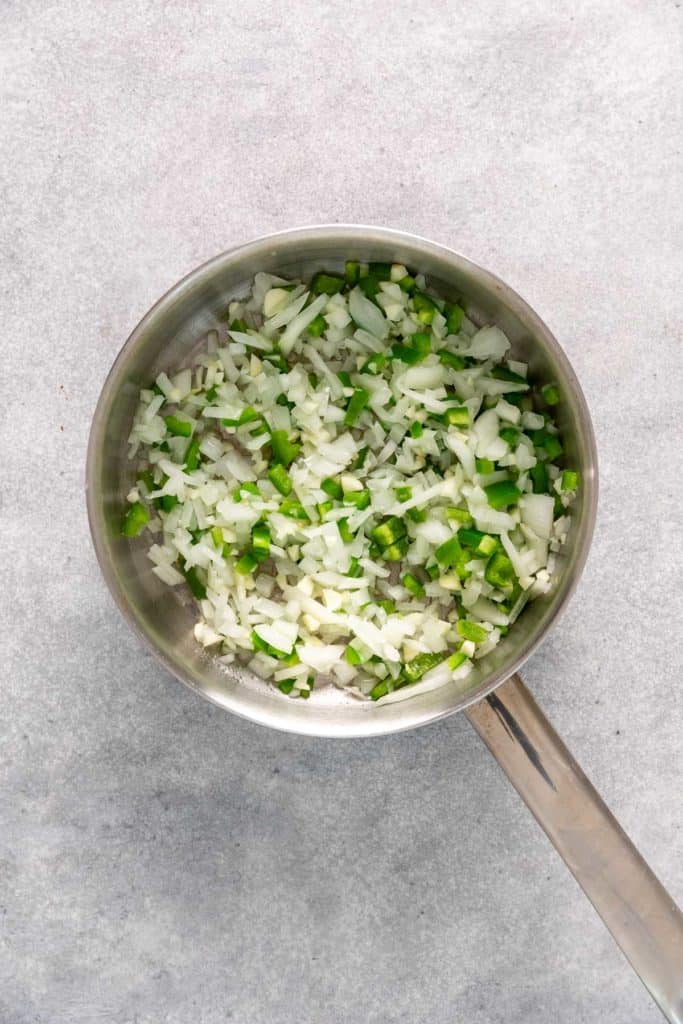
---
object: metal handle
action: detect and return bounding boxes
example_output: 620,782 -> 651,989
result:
465,673 -> 683,1022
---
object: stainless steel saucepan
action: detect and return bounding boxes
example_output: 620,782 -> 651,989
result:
86,226 -> 683,1020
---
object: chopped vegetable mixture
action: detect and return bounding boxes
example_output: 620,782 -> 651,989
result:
123,262 -> 578,702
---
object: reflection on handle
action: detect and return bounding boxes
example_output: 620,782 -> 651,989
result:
465,673 -> 683,1023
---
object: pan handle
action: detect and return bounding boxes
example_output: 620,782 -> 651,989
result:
465,673 -> 683,1022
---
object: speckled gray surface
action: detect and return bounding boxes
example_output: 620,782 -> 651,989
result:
1,1 -> 681,1022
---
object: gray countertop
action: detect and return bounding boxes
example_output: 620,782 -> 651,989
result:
2,2 -> 681,1022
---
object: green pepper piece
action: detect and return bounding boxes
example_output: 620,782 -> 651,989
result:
345,260 -> 361,285
271,430 -> 300,467
404,652 -> 446,683
268,464 -> 293,496
310,271 -> 345,295
279,498 -> 310,520
542,383 -> 560,405
530,430 -> 563,461
358,276 -> 381,301
444,406 -> 470,428
491,365 -> 527,384
321,477 -> 344,500
182,564 -> 207,599
368,262 -> 392,278
446,507 -> 472,526
235,552 -> 259,575
484,480 -> 522,509
458,528 -> 487,549
251,523 -> 271,561
499,427 -> 520,448
337,518 -> 354,544
381,536 -> 410,561
345,645 -> 362,665
477,534 -> 498,557
439,350 -> 466,370
343,489 -> 371,510
121,501 -> 150,537
407,507 -> 427,523
484,551 -> 516,589
137,469 -> 155,494
391,343 -> 423,365
435,535 -> 464,567
157,494 -> 178,513
412,292 -> 438,324
164,415 -> 192,437
184,436 -> 202,471
361,353 -> 387,375
344,388 -> 371,427
445,303 -> 465,333
352,446 -> 369,471
307,313 -> 327,337
221,406 -> 260,428
530,462 -> 549,494
411,332 -> 432,359
541,434 -> 563,460
402,573 -> 425,598
456,620 -> 488,643
346,556 -> 363,578
370,516 -> 407,549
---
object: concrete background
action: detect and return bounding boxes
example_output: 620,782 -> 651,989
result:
1,1 -> 681,1022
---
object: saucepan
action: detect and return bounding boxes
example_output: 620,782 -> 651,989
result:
86,226 -> 683,1020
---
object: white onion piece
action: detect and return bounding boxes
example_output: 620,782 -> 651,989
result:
297,644 -> 345,673
467,325 -> 510,361
264,290 -> 309,331
227,330 -> 272,351
279,294 -> 329,355
254,621 -> 298,654
519,494 -> 555,540
445,435 -> 476,479
473,409 -> 500,457
348,287 -> 389,340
